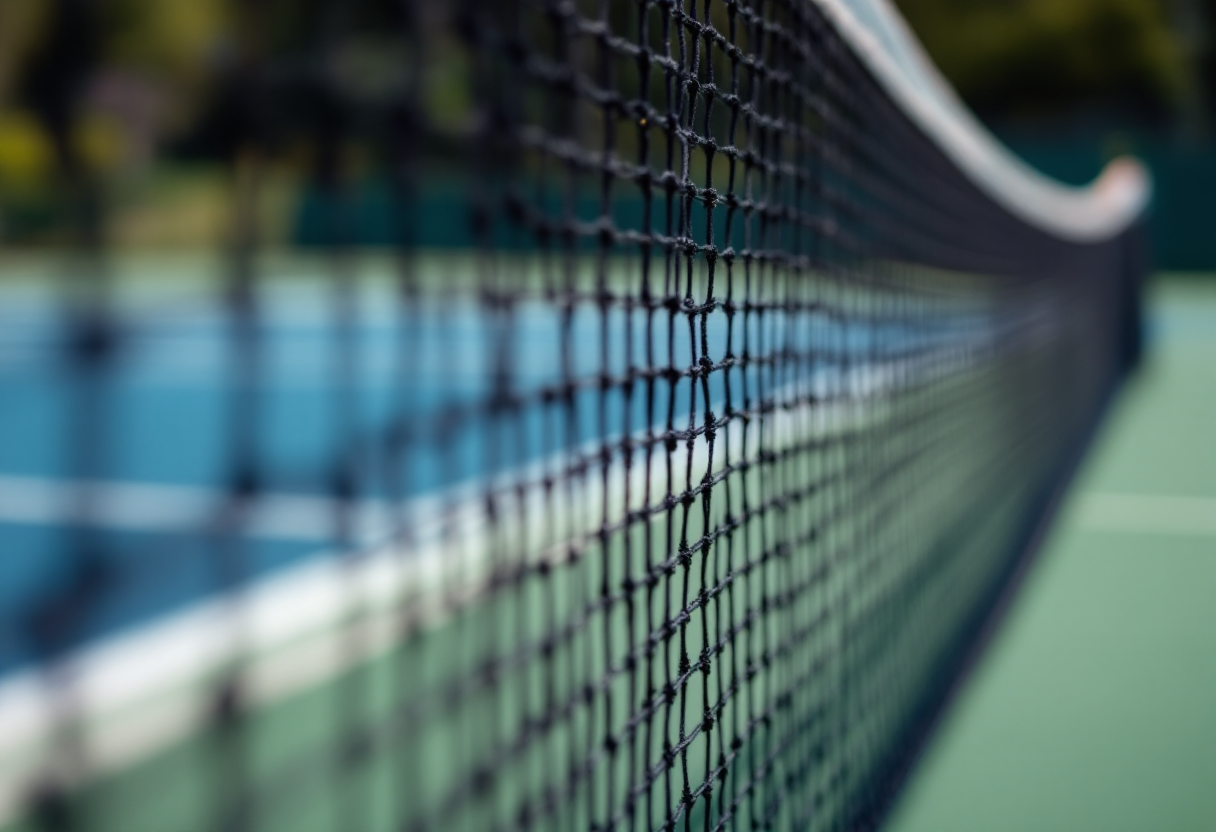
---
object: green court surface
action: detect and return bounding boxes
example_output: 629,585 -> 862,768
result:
3,271 -> 1204,832
884,277 -> 1216,832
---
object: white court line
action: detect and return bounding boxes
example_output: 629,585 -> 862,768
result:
0,347 -> 974,824
1071,493 -> 1216,538
0,476 -> 392,542
0,398 -> 881,825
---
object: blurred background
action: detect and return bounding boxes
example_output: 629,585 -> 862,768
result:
0,4 -> 1211,832
897,0 -> 1215,272
0,0 -> 1213,269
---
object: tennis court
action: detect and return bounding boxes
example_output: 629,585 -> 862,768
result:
3,275 -> 1209,832
0,247 -> 1123,832
0,0 -> 1170,830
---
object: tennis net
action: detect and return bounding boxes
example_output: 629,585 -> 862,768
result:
0,0 -> 1148,830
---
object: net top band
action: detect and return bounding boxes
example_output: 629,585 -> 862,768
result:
821,0 -> 1152,243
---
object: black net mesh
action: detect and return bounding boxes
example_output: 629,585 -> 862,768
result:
1,1 -> 1144,831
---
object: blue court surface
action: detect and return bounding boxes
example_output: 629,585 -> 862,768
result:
0,256 -> 977,676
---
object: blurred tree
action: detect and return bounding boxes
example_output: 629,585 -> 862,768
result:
0,0 -> 49,104
1165,0 -> 1213,138
894,0 -> 1191,125
0,0 -> 55,196
0,0 -> 231,182
107,0 -> 228,73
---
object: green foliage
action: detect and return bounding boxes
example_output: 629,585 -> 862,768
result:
108,0 -> 231,76
895,0 -> 1189,118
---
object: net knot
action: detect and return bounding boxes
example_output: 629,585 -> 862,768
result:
677,542 -> 692,567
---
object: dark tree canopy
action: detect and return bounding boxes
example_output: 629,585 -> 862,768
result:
895,0 -> 1202,126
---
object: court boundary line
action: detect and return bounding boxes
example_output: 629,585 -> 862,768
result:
1070,492 -> 1216,538
0,390 -> 888,825
0,342 -> 984,824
